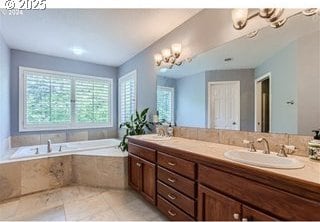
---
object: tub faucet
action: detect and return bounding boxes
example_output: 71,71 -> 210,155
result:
47,139 -> 52,153
257,138 -> 270,154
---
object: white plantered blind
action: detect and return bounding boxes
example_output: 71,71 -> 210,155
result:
25,71 -> 72,125
20,67 -> 113,131
75,79 -> 112,124
119,71 -> 136,124
157,86 -> 174,123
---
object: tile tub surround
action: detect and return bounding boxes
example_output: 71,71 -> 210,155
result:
0,152 -> 128,202
72,155 -> 128,189
174,127 -> 312,157
0,186 -> 166,221
10,128 -> 118,148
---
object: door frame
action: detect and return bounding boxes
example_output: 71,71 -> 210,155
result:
254,72 -> 272,132
207,81 -> 241,130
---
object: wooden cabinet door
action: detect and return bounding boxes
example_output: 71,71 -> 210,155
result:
198,185 -> 241,221
242,205 -> 278,221
128,154 -> 141,192
140,158 -> 156,204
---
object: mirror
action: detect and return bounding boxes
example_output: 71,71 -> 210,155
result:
156,13 -> 320,135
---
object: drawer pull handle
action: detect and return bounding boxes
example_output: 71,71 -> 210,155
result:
168,209 -> 176,217
167,161 -> 176,166
136,163 -> 142,167
167,193 -> 177,200
167,178 -> 176,183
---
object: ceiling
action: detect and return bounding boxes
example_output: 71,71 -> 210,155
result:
0,9 -> 201,66
159,13 -> 320,79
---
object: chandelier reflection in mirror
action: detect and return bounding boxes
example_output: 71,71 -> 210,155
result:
232,8 -> 319,31
154,43 -> 190,69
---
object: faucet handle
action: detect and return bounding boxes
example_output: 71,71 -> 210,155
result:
277,144 -> 288,157
243,140 -> 256,152
284,145 -> 297,154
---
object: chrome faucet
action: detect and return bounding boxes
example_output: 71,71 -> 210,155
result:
47,139 -> 52,153
257,138 -> 270,154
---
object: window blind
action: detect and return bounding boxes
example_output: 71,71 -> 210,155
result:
25,71 -> 72,125
119,71 -> 136,124
157,86 -> 174,123
75,79 -> 112,124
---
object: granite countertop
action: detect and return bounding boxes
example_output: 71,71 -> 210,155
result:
130,134 -> 320,186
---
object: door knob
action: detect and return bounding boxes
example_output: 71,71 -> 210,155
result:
233,213 -> 240,220
233,122 -> 236,125
136,162 -> 141,167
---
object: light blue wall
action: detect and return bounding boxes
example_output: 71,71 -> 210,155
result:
205,69 -> 255,131
0,34 -> 11,155
255,43 -> 298,134
10,49 -> 118,136
176,72 -> 206,127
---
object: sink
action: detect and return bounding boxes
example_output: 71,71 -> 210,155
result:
224,150 -> 304,169
139,135 -> 172,141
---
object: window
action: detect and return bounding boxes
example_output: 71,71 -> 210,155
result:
157,86 -> 174,123
19,67 -> 113,131
118,70 -> 137,125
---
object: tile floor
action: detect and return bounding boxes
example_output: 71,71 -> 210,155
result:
0,185 -> 167,221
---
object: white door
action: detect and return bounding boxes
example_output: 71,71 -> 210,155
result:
208,81 -> 240,130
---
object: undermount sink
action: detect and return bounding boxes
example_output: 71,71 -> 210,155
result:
139,135 -> 172,141
224,150 -> 305,169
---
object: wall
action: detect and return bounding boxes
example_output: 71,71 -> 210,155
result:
10,50 -> 118,146
296,31 -> 320,135
176,72 -> 206,127
255,43 -> 298,134
119,9 -> 269,117
255,31 -> 320,135
0,34 -> 11,156
205,69 -> 255,131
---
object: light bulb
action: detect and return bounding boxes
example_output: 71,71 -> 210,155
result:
171,43 -> 181,58
161,48 -> 171,62
154,54 -> 162,66
231,9 -> 248,30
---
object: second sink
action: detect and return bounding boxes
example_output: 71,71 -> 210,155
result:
224,150 -> 304,169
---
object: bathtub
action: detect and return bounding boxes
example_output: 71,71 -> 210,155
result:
10,138 -> 122,160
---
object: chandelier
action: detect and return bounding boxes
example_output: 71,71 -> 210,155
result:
232,8 -> 319,30
154,43 -> 184,69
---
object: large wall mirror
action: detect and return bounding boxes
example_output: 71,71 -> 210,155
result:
156,13 -> 320,136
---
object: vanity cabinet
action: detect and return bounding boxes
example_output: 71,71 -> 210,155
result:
198,184 -> 276,221
127,139 -> 320,221
128,143 -> 156,205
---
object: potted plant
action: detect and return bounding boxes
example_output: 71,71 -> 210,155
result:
119,108 -> 153,151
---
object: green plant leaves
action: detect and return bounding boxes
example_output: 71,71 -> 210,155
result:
118,107 -> 153,152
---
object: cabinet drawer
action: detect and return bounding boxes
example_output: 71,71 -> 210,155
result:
128,143 -> 156,163
158,166 -> 195,198
157,180 -> 195,217
157,195 -> 193,221
158,152 -> 195,179
198,164 -> 320,221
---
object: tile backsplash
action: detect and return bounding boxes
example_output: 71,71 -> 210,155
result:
11,128 -> 118,148
174,127 -> 312,157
